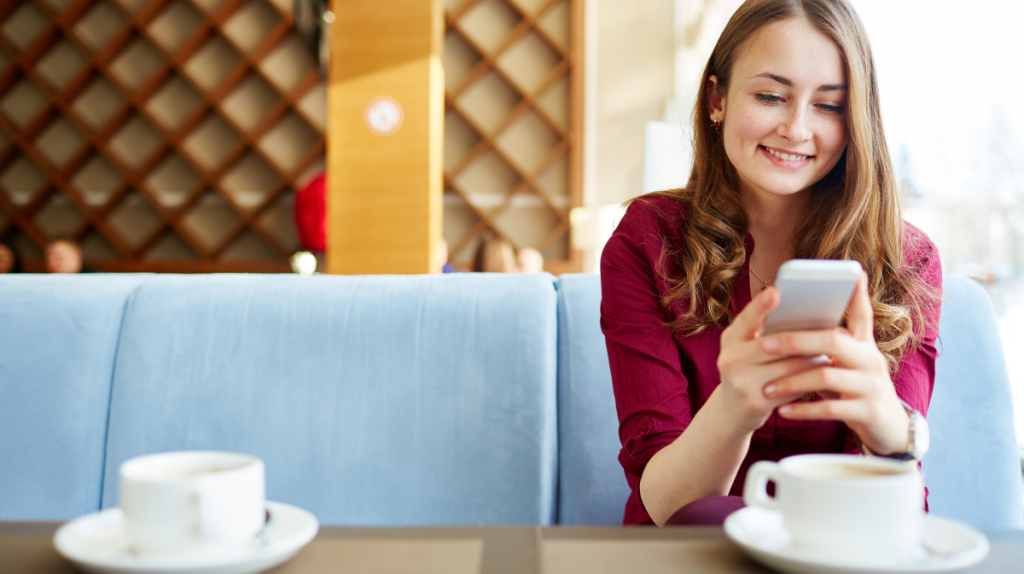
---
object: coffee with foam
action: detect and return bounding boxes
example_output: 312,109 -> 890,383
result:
790,463 -> 907,480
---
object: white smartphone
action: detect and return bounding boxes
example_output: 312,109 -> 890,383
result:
760,259 -> 863,336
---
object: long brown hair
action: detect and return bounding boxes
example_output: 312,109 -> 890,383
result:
651,0 -> 937,371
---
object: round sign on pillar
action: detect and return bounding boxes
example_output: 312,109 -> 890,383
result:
364,96 -> 404,136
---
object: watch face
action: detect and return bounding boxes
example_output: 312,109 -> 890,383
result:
913,412 -> 930,458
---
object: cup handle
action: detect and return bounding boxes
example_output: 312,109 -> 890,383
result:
743,461 -> 781,511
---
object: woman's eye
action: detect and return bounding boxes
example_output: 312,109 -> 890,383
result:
818,103 -> 845,114
755,93 -> 783,104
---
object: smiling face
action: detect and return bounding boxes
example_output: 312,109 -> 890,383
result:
710,18 -> 849,201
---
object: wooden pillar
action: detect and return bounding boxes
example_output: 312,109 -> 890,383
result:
327,0 -> 444,274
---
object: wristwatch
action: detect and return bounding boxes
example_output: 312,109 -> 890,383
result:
857,400 -> 930,461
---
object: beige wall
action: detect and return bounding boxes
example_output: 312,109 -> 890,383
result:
574,0 -> 674,272
672,0 -> 744,119
588,0 -> 676,207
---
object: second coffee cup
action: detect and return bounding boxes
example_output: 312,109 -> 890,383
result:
743,454 -> 923,560
120,451 -> 266,557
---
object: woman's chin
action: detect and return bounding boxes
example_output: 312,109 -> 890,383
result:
743,179 -> 815,199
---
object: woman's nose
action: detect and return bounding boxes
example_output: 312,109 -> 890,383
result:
778,108 -> 811,142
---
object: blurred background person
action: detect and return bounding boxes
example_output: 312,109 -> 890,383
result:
45,239 -> 83,274
516,247 -> 544,274
0,242 -> 19,273
472,233 -> 516,273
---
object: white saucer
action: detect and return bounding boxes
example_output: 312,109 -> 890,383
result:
724,506 -> 989,574
54,500 -> 319,574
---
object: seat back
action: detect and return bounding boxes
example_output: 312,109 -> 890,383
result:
0,275 -> 145,520
923,275 -> 1023,528
102,274 -> 559,526
555,274 -> 630,525
556,273 -> 1023,528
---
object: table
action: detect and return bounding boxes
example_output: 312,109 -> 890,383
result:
1,522 -> 1022,574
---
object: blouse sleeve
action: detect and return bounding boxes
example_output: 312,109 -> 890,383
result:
600,200 -> 694,479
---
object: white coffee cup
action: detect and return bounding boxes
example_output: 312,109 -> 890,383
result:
120,451 -> 266,556
743,454 -> 923,560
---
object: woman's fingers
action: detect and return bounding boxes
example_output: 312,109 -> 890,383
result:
847,273 -> 875,342
762,366 -> 862,399
777,399 -> 864,421
723,287 -> 779,344
721,336 -> 796,372
759,356 -> 832,389
759,328 -> 878,370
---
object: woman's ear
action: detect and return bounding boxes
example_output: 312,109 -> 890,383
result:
707,75 -> 725,119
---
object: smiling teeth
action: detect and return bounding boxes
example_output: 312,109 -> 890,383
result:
766,147 -> 809,161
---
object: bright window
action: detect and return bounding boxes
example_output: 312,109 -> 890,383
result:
856,0 -> 1024,446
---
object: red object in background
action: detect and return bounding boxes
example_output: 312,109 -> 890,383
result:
294,173 -> 326,251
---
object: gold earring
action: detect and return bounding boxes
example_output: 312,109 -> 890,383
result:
711,117 -> 721,129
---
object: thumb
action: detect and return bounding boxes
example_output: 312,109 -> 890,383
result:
728,286 -> 780,342
847,272 -> 874,342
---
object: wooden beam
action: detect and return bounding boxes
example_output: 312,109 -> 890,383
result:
327,0 -> 444,274
568,0 -> 586,274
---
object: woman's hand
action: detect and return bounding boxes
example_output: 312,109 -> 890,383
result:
759,273 -> 910,454
715,287 -> 835,435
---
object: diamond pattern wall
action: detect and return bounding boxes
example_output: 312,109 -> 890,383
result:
444,0 -> 582,272
0,0 -> 324,272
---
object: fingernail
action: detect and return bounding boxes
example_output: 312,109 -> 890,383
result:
762,338 -> 778,352
779,405 -> 793,415
763,384 -> 776,395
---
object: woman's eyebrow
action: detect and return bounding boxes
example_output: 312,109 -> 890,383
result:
754,72 -> 847,92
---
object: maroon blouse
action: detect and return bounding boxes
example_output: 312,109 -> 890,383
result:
600,196 -> 942,526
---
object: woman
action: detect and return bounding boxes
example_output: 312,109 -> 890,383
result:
601,0 -> 941,527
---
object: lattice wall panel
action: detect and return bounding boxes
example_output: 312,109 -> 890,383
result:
0,0 -> 325,272
444,0 -> 581,273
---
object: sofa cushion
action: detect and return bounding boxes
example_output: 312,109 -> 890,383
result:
555,274 -> 631,525
102,274 -> 558,526
923,274 -> 1023,528
0,275 -> 145,520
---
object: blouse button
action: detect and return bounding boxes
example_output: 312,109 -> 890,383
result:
760,422 -> 773,433
637,425 -> 649,434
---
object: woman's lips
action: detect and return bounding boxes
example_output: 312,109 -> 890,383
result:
759,145 -> 814,170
